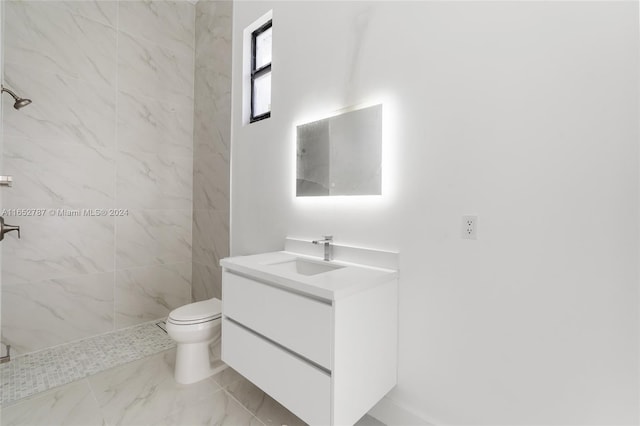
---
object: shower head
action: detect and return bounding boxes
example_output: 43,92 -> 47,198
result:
12,98 -> 32,110
1,85 -> 32,110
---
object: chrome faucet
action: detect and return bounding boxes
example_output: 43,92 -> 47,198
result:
312,235 -> 333,261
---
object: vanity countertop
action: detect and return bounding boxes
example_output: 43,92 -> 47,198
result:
220,251 -> 397,301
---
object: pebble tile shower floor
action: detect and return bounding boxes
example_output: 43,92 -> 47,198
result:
0,320 -> 175,404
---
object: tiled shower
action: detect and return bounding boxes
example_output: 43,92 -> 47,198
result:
0,0 -> 231,356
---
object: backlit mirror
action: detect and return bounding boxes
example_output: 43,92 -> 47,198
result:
296,104 -> 382,196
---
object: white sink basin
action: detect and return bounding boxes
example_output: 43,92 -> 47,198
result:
267,258 -> 344,276
221,247 -> 399,300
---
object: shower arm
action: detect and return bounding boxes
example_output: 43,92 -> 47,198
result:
1,84 -> 32,110
1,85 -> 19,100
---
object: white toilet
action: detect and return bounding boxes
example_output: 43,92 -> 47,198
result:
166,297 -> 223,384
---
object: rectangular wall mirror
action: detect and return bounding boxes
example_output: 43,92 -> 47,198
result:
296,104 -> 382,196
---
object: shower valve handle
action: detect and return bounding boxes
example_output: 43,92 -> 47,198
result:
0,217 -> 20,241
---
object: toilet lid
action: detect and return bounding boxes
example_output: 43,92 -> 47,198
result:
168,298 -> 222,323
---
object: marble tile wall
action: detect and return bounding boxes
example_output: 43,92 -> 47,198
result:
1,0 -> 196,354
192,0 -> 232,302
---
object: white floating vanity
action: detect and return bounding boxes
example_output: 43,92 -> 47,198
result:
220,239 -> 398,426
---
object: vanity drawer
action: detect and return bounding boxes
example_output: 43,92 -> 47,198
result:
223,271 -> 332,369
222,318 -> 331,426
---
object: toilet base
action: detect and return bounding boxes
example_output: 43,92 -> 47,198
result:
174,341 -> 226,384
166,298 -> 225,385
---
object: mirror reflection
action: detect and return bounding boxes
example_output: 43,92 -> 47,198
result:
296,104 -> 382,196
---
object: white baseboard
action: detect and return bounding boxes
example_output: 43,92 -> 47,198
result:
367,396 -> 437,426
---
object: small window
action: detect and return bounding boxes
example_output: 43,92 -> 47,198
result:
250,20 -> 272,123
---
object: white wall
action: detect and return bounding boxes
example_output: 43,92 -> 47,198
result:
230,2 -> 639,425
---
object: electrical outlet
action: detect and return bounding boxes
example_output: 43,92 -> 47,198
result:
462,215 -> 478,240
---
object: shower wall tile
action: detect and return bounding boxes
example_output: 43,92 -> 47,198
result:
119,0 -> 196,53
192,1 -> 232,212
118,90 -> 194,158
1,272 -> 114,354
193,72 -> 232,159
192,261 -> 222,302
115,262 -> 192,329
4,1 -> 117,85
1,0 -> 198,355
113,1 -> 196,329
116,151 -> 193,210
192,0 -> 232,303
3,137 -> 115,209
195,0 -> 233,60
193,69 -> 232,151
193,208 -> 229,266
2,216 -> 115,287
3,64 -> 116,149
116,209 -> 192,270
193,139 -> 230,211
117,31 -> 194,108
194,0 -> 232,143
56,1 -> 118,28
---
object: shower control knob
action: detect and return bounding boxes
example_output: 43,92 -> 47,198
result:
0,217 -> 20,241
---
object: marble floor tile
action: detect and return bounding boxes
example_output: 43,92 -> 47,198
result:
252,393 -> 309,426
0,380 -> 105,426
212,366 -> 248,389
89,350 -> 221,426
2,333 -> 386,426
156,388 -> 257,426
250,417 -> 268,426
212,368 -> 386,425
354,414 -> 387,426
214,368 -> 306,426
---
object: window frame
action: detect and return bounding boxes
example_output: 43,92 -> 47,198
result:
250,20 -> 272,123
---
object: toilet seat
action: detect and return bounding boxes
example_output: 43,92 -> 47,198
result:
168,298 -> 222,325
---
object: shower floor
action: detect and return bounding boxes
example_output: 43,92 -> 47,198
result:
0,319 -> 176,405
